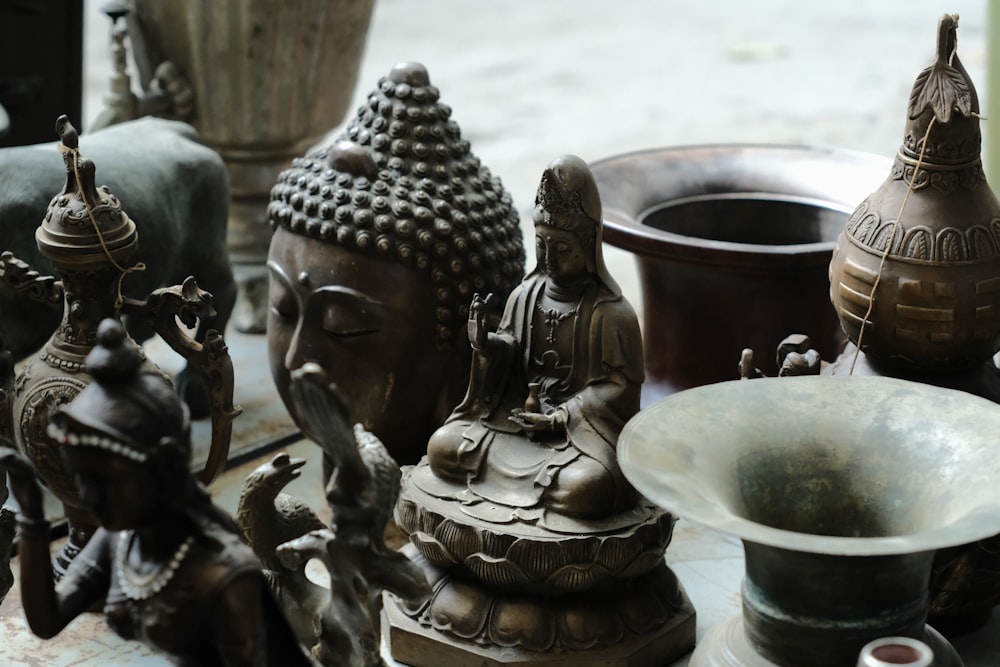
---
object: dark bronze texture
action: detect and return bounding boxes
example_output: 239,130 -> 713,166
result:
0,116 -> 236,390
238,363 -> 430,665
822,15 -> 1000,632
267,62 -> 525,466
829,14 -> 1000,373
1,320 -> 309,663
2,118 -> 239,577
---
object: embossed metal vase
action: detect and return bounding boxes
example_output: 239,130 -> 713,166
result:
618,376 -> 1000,667
8,121 -> 160,575
3,120 -> 238,578
829,14 -> 1000,372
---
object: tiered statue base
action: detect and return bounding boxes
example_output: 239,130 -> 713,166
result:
385,462 -> 696,666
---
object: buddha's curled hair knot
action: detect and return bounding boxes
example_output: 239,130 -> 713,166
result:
267,62 -> 525,349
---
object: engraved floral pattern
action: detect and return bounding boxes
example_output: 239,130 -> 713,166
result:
395,472 -> 675,595
844,197 -> 1000,261
390,549 -> 692,653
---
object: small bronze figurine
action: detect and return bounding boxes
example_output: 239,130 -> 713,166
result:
426,153 -> 642,521
238,364 -> 429,666
266,62 -> 525,466
2,319 -> 310,665
237,451 -> 326,646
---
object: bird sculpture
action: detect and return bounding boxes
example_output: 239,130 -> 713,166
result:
274,363 -> 431,667
236,451 -> 326,645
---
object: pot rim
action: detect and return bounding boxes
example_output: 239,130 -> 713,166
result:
591,143 -> 891,265
619,375 -> 1000,556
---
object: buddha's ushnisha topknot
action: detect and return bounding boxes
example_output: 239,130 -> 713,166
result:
268,62 -> 525,348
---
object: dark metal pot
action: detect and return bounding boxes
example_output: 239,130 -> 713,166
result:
590,145 -> 889,403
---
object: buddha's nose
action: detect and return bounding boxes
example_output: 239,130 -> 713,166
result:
284,322 -> 320,371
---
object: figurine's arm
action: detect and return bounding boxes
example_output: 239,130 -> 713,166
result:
569,372 -> 633,421
1,450 -> 107,638
555,300 -> 644,435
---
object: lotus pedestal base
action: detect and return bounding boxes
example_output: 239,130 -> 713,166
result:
386,462 -> 696,665
384,547 -> 695,666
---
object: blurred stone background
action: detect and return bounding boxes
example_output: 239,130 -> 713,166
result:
81,0 -> 989,317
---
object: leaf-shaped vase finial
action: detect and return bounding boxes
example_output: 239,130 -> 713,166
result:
907,13 -> 970,124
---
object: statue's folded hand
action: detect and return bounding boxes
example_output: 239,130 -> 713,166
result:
508,410 -> 565,433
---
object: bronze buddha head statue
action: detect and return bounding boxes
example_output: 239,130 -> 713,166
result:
267,62 -> 524,464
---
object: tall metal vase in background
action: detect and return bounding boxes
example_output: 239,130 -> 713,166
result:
130,0 -> 375,332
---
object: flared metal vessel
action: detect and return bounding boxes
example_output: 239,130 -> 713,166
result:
618,376 -> 1000,666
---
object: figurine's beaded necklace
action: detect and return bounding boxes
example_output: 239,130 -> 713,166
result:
538,278 -> 586,344
115,532 -> 194,600
537,304 -> 577,344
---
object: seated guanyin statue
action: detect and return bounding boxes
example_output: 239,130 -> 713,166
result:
388,158 -> 693,666
425,154 -> 642,521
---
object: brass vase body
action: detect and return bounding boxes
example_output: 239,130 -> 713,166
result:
829,16 -> 1000,372
12,266 -> 161,571
828,136 -> 1000,371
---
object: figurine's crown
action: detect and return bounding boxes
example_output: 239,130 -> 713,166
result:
532,154 -> 602,241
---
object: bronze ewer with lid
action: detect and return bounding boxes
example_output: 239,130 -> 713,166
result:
0,117 -> 239,577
